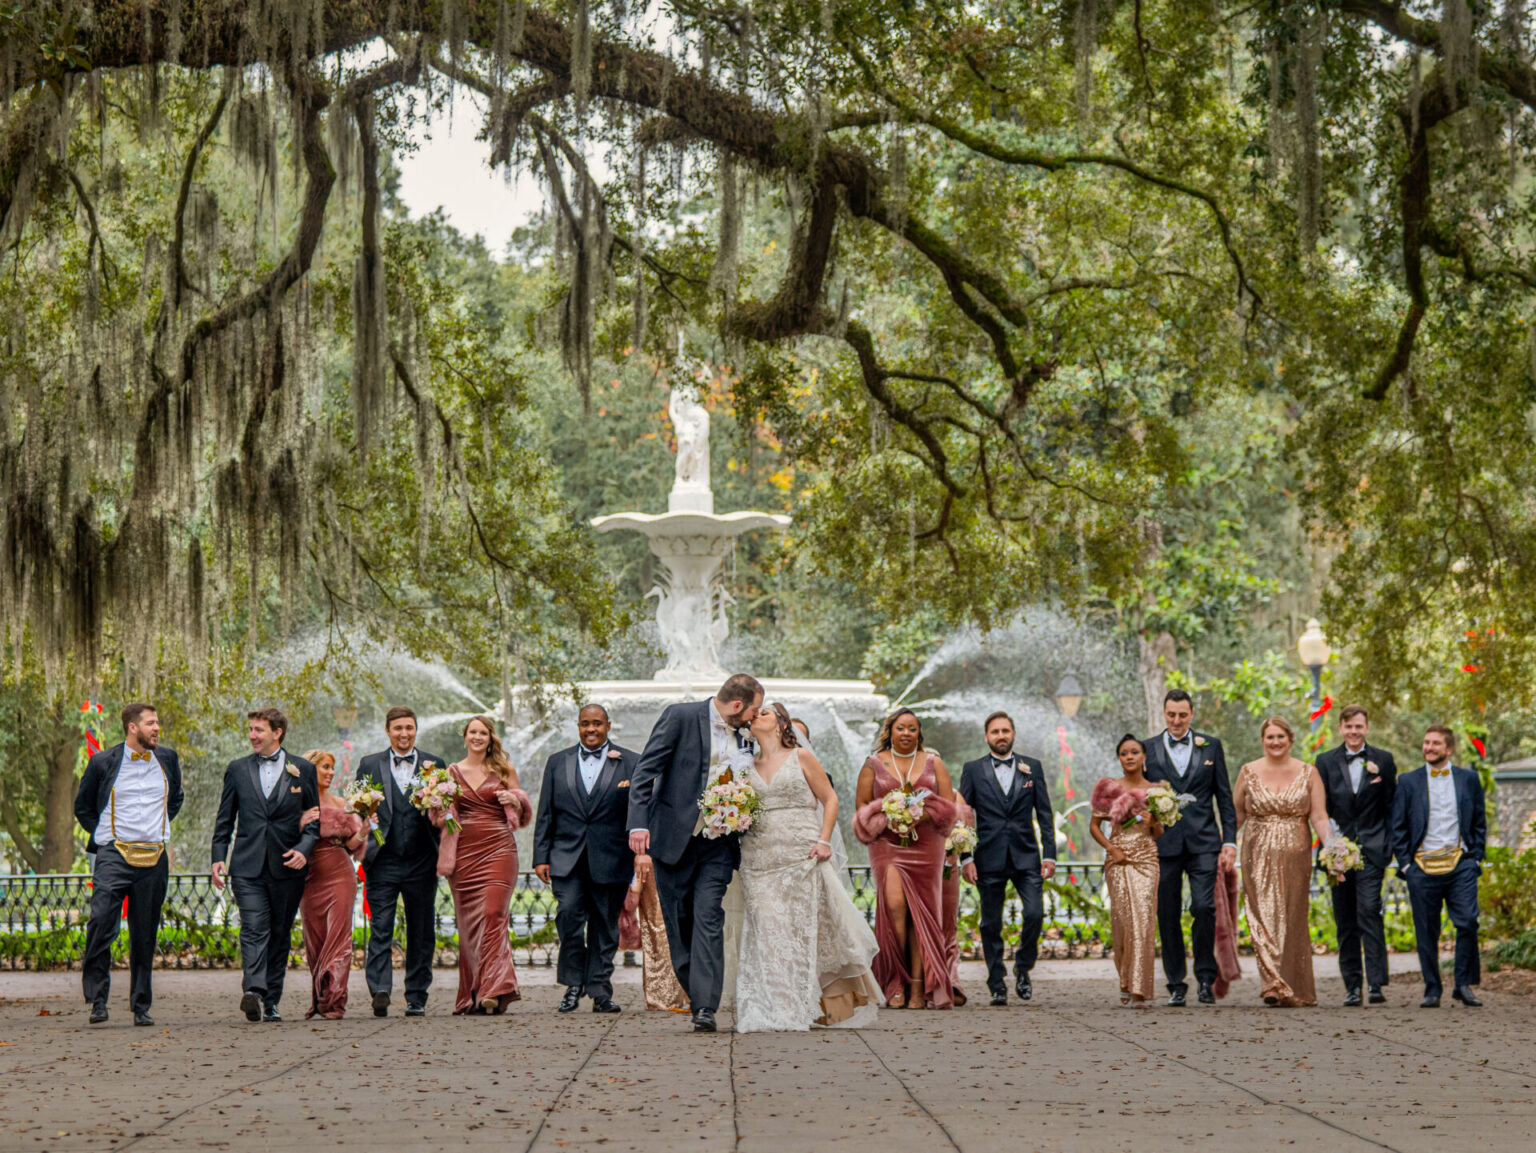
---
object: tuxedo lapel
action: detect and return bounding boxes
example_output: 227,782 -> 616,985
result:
564,748 -> 588,815
591,750 -> 624,806
696,704 -> 712,784
244,756 -> 266,811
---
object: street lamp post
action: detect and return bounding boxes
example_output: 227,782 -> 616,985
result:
1054,670 -> 1084,722
1296,619 -> 1331,735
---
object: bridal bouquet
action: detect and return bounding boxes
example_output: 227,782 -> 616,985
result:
341,779 -> 387,845
409,765 -> 463,835
945,823 -> 978,857
1144,783 -> 1192,828
882,785 -> 930,846
1317,835 -> 1363,884
698,767 -> 762,839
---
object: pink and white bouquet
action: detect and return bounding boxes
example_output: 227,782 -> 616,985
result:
341,779 -> 387,845
410,765 -> 463,834
945,823 -> 978,857
1144,783 -> 1191,828
882,785 -> 930,846
698,767 -> 762,839
1318,835 -> 1363,884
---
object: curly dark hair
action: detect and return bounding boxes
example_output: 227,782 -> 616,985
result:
768,703 -> 800,748
1114,733 -> 1145,759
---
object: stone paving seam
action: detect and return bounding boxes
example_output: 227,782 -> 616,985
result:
521,1011 -> 624,1153
728,1023 -> 741,1149
1042,1007 -> 1409,1153
1356,1028 -> 1534,1084
854,1028 -> 963,1152
111,1018 -> 399,1152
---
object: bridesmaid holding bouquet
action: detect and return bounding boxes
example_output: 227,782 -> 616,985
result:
854,708 -> 958,1010
1089,736 -> 1164,1007
299,751 -> 367,1019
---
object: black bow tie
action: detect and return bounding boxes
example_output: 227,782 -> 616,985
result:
992,756 -> 1013,767
1169,735 -> 1191,747
581,746 -> 605,759
260,753 -> 282,764
393,753 -> 414,764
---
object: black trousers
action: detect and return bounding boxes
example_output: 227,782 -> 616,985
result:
81,845 -> 169,1013
1331,859 -> 1390,990
654,835 -> 736,1013
977,866 -> 1044,993
551,855 -> 628,1000
1406,857 -> 1481,996
1157,849 -> 1218,990
363,866 -> 437,1006
231,871 -> 306,1006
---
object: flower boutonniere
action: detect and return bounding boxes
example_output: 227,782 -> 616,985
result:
1366,760 -> 1381,776
607,749 -> 623,760
1018,761 -> 1032,775
1193,736 -> 1208,749
285,764 -> 300,778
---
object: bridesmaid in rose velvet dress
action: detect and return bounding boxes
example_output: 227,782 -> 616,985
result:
854,709 -> 958,1009
299,751 -> 367,1019
941,797 -> 976,1007
436,716 -> 532,1015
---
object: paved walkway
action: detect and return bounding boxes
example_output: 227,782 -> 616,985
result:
1,957 -> 1531,1152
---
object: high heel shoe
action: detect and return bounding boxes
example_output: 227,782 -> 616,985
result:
887,991 -> 907,1009
480,995 -> 500,1014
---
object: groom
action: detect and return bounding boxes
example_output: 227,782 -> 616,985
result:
628,673 -> 764,1032
1143,689 -> 1236,1007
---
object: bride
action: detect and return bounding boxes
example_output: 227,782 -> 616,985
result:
725,703 -> 882,1032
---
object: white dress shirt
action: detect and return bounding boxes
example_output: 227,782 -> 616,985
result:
991,754 -> 1016,796
1343,742 -> 1367,792
1422,764 -> 1461,851
1164,731 -> 1195,777
93,746 -> 168,846
707,699 -> 735,776
579,742 -> 609,792
390,748 -> 418,797
258,749 -> 287,798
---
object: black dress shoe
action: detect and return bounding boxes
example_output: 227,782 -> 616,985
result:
89,1003 -> 108,1024
372,991 -> 390,1018
989,990 -> 1009,1007
1344,988 -> 1363,1007
1197,981 -> 1216,1005
263,1004 -> 282,1022
1015,976 -> 1032,1001
1420,993 -> 1442,1008
559,987 -> 583,1014
240,992 -> 262,1022
592,997 -> 621,1014
1452,986 -> 1483,1007
692,1008 -> 717,1032
1368,986 -> 1386,1004
133,1012 -> 154,1027
1167,986 -> 1187,1007
404,1004 -> 426,1017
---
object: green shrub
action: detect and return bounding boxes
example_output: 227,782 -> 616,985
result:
1482,847 -> 1536,941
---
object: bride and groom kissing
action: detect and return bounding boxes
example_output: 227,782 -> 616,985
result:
626,673 -> 880,1033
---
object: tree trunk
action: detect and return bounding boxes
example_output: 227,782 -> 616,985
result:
41,736 -> 79,872
1139,629 -> 1176,735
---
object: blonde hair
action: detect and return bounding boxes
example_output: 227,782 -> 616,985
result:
303,749 -> 337,772
1260,715 -> 1296,744
463,715 -> 514,786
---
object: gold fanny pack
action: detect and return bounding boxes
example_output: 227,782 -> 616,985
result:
112,764 -> 168,868
1414,846 -> 1463,875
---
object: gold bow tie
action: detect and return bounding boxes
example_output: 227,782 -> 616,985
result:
130,751 -> 151,762
1430,767 -> 1450,778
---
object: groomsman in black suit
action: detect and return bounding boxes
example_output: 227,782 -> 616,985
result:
356,706 -> 447,1017
75,702 -> 185,1026
1317,704 -> 1398,1005
211,708 -> 319,1022
627,673 -> 764,1033
534,703 -> 637,1014
957,711 -> 1056,1006
1143,689 -> 1236,1006
1391,724 -> 1486,1009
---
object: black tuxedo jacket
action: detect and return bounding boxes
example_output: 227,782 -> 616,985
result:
628,699 -> 744,867
1316,743 -> 1398,868
211,750 -> 320,877
533,743 -> 638,885
355,748 -> 447,875
74,743 -> 186,854
1142,730 -> 1236,858
1390,764 -> 1487,874
957,753 -> 1055,875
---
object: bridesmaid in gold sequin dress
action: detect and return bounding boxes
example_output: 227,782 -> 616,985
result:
1235,716 -> 1333,1007
1089,736 -> 1164,1007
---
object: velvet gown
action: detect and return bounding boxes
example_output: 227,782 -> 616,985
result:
446,767 -> 522,1014
301,808 -> 363,1019
859,755 -> 958,1009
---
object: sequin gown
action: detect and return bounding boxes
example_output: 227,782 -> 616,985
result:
866,755 -> 958,1010
1094,780 -> 1160,1002
447,767 -> 521,1014
1239,764 -> 1318,1007
301,808 -> 363,1019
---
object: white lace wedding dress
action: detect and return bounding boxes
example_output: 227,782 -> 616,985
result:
727,749 -> 882,1033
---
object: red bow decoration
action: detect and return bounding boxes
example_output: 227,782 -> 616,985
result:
1308,695 -> 1334,722
1469,735 -> 1487,758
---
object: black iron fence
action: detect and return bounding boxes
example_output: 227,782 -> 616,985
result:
0,863 -> 1411,970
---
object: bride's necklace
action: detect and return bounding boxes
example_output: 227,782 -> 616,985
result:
891,748 -> 920,785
